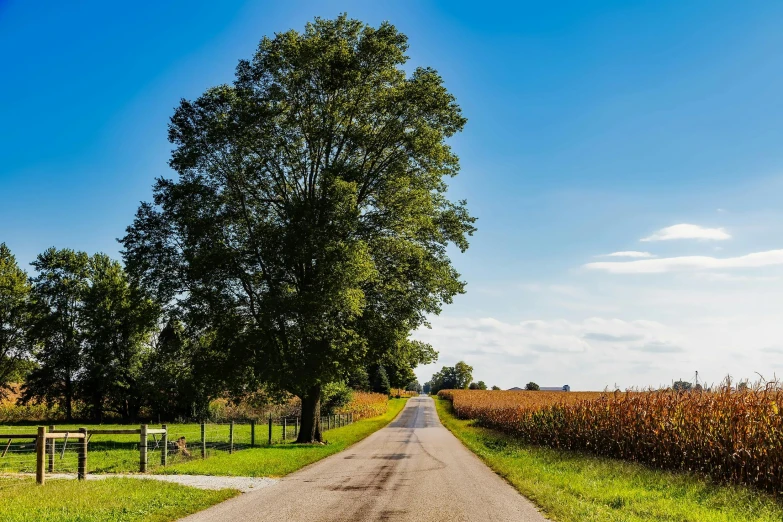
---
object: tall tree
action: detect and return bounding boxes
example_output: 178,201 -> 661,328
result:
80,254 -> 159,421
0,243 -> 31,399
22,248 -> 90,420
122,15 -> 475,442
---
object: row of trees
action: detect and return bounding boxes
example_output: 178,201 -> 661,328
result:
0,243 -> 435,421
423,361 -> 500,394
0,243 -> 195,421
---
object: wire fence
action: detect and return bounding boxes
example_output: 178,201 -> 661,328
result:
0,412 -> 355,477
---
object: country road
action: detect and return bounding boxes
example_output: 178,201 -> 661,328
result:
181,396 -> 547,522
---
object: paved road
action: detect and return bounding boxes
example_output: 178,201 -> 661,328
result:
182,396 -> 547,521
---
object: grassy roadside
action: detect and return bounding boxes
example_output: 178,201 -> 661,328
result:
162,398 -> 408,477
434,397 -> 783,522
0,477 -> 238,522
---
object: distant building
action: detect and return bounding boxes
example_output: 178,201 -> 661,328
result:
540,385 -> 571,392
507,385 -> 571,392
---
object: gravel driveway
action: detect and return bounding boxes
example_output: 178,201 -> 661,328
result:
23,473 -> 277,493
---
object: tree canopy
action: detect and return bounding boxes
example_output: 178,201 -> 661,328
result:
121,15 -> 474,442
672,380 -> 692,392
20,248 -> 159,421
428,361 -> 473,394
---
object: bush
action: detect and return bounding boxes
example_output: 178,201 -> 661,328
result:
320,382 -> 353,415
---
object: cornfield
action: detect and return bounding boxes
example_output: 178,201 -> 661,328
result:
439,385 -> 783,494
1,388 -> 390,424
336,392 -> 389,420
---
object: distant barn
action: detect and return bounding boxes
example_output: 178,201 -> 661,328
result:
540,385 -> 571,392
507,385 -> 571,392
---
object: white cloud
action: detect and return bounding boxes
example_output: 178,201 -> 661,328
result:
413,316 -> 685,390
693,272 -> 780,282
584,249 -> 783,274
413,317 -> 673,357
641,224 -> 730,242
632,341 -> 684,353
602,251 -> 656,258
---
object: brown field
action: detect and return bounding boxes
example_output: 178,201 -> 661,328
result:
438,386 -> 783,494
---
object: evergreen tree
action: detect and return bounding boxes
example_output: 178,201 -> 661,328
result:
372,365 -> 391,396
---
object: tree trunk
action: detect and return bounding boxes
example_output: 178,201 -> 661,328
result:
296,385 -> 323,443
65,374 -> 73,422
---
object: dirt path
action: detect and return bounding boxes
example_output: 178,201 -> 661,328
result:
181,396 -> 547,521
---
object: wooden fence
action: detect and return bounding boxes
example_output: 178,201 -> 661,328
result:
1,413 -> 356,485
35,427 -> 87,485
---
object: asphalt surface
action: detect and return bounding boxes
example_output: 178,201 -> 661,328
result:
181,396 -> 547,522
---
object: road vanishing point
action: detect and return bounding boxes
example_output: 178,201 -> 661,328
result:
182,396 -> 547,521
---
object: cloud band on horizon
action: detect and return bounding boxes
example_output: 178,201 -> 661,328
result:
584,249 -> 783,274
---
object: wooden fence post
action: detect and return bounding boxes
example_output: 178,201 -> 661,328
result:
229,421 -> 234,454
36,426 -> 46,485
268,414 -> 272,445
201,423 -> 206,459
250,420 -> 256,448
140,424 -> 148,473
295,417 -> 299,438
282,418 -> 287,441
48,425 -> 55,473
161,425 -> 168,467
78,428 -> 87,480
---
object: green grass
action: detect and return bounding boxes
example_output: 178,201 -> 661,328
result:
434,397 -> 783,522
0,476 -> 238,522
161,398 -> 408,477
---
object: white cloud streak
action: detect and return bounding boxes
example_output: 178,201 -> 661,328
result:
641,224 -> 730,242
584,250 -> 783,274
603,251 -> 656,258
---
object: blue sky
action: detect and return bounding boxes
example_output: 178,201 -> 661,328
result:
3,1 -> 783,390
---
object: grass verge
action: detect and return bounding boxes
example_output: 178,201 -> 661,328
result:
161,398 -> 408,477
434,397 -> 783,522
0,476 -> 238,522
